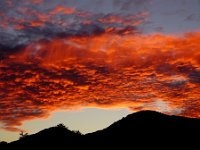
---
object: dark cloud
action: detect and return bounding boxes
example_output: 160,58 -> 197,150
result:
188,69 -> 200,84
0,0 -> 148,53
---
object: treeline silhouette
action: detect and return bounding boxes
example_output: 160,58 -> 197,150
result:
1,110 -> 200,148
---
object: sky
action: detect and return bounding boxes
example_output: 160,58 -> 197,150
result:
0,0 -> 200,142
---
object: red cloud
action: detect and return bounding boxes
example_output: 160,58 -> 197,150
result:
50,6 -> 76,15
99,11 -> 148,26
30,0 -> 44,4
0,31 -> 200,131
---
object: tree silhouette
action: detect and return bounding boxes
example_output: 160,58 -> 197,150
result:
19,131 -> 28,139
57,123 -> 67,129
73,130 -> 82,135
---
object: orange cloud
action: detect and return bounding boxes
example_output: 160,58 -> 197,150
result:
99,11 -> 148,26
0,30 -> 200,131
50,6 -> 76,15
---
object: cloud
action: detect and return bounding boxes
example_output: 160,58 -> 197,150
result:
0,0 -> 148,51
0,0 -> 200,132
133,99 -> 184,115
0,30 -> 200,131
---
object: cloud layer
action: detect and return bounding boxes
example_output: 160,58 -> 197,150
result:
0,0 -> 200,131
1,31 -> 200,131
0,0 -> 148,50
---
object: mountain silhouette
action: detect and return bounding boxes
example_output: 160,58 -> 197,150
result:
85,110 -> 200,147
1,110 -> 200,148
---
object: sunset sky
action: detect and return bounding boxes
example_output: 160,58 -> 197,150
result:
0,0 -> 200,142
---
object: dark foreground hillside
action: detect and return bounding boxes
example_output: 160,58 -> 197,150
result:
1,111 -> 200,148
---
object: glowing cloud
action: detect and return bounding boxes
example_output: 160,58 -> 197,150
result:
0,31 -> 200,131
0,0 -> 199,132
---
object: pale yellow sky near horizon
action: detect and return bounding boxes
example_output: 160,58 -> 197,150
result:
0,108 -> 131,142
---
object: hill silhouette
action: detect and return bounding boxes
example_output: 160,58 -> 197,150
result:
1,110 -> 200,148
